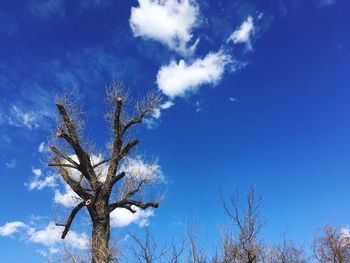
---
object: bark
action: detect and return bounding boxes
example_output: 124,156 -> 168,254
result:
91,201 -> 111,263
92,220 -> 110,263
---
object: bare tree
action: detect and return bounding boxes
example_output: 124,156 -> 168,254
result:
168,239 -> 185,263
186,223 -> 208,263
49,82 -> 162,263
313,224 -> 350,263
220,185 -> 266,263
263,238 -> 307,263
129,228 -> 169,263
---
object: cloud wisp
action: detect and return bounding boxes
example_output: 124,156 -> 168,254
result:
227,16 -> 255,50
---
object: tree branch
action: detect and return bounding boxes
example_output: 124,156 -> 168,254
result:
55,162 -> 92,201
124,179 -> 149,200
48,163 -> 78,169
119,139 -> 139,159
105,99 -> 124,185
50,146 -> 79,167
123,110 -> 151,135
55,104 -> 97,188
56,201 -> 86,239
92,158 -> 110,169
109,199 -> 159,213
110,172 -> 126,187
56,103 -> 79,142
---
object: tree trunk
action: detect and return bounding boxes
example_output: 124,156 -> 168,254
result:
91,202 -> 111,263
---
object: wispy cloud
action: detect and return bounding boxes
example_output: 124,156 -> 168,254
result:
0,11 -> 19,36
28,0 -> 65,20
79,0 -> 113,11
317,0 -> 337,7
26,168 -> 57,190
5,158 -> 16,169
194,101 -> 202,112
38,142 -> 49,153
130,0 -> 200,55
229,97 -> 239,103
227,16 -> 255,50
7,106 -> 40,129
0,221 -> 27,236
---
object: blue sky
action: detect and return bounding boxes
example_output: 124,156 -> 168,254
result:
0,0 -> 349,261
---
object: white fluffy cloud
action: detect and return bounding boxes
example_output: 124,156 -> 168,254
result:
110,206 -> 154,228
130,0 -> 200,54
0,220 -> 88,253
228,16 -> 255,49
28,222 -> 89,249
54,184 -> 82,208
157,51 -> 231,98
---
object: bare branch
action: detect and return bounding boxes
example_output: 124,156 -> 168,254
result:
55,159 -> 92,201
56,103 -> 80,142
56,201 -> 86,239
50,146 -> 79,167
93,158 -> 110,169
109,200 -> 159,213
129,228 -> 168,263
122,92 -> 161,135
108,172 -> 126,190
119,139 -> 139,159
48,163 -> 78,169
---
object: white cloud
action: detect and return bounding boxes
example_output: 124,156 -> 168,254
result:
110,206 -> 154,228
144,100 -> 175,127
130,0 -> 200,54
54,184 -> 82,208
28,222 -> 89,249
59,154 -> 109,183
7,105 -> 40,129
0,220 -> 88,254
38,142 -> 49,153
26,174 -> 57,191
229,97 -> 239,103
32,168 -> 42,177
157,51 -> 231,98
122,157 -> 164,182
228,16 -> 255,50
160,100 -> 174,109
5,158 -> 16,168
0,221 -> 28,236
